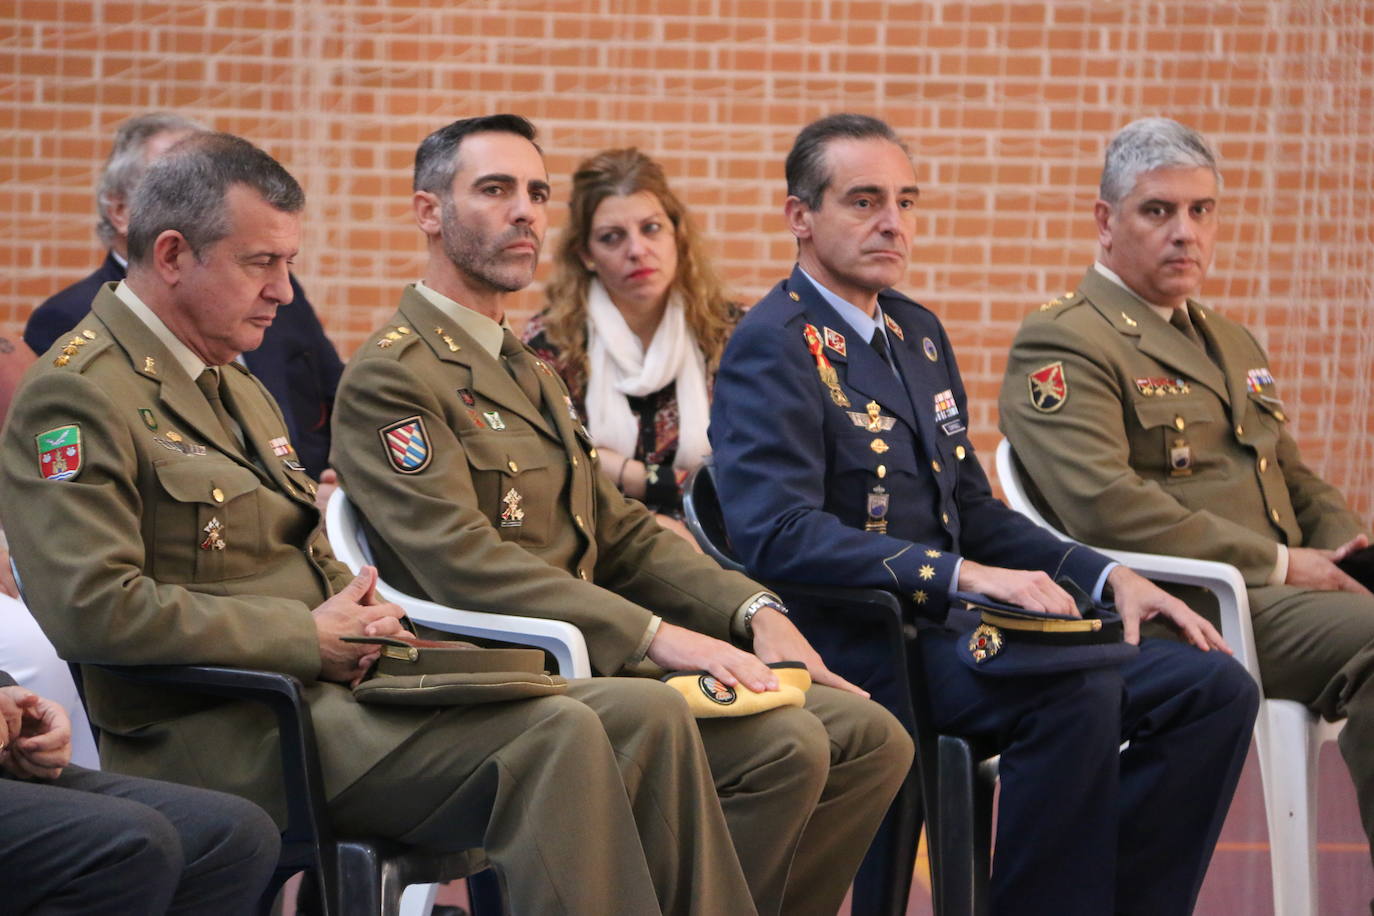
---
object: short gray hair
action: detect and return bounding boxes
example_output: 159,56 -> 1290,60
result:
1099,117 -> 1220,205
785,113 -> 909,210
126,132 -> 304,265
96,112 -> 205,246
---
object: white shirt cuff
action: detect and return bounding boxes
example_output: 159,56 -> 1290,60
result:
1267,545 -> 1289,586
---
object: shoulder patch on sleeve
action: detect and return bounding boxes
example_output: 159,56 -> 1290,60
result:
1027,362 -> 1068,413
379,416 -> 432,474
36,424 -> 83,480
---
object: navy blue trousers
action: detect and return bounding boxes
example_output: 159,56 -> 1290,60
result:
918,633 -> 1258,916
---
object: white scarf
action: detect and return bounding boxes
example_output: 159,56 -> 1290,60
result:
584,278 -> 711,472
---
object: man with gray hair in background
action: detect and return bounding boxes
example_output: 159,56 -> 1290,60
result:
26,112 -> 344,480
999,116 -> 1374,897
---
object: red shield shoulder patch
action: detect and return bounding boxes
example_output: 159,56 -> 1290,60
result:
36,424 -> 82,481
1028,362 -> 1068,413
379,416 -> 433,474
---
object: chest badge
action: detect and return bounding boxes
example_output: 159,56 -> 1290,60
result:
380,416 -> 432,474
933,389 -> 959,423
802,324 -> 851,408
1246,367 -> 1276,393
922,337 -> 939,362
822,326 -> 847,357
849,401 -> 896,432
1135,377 -> 1189,397
138,408 -> 158,431
483,410 -> 507,431
1028,362 -> 1068,413
865,485 -> 890,534
1169,439 -> 1193,476
200,517 -> 226,551
500,487 -> 525,528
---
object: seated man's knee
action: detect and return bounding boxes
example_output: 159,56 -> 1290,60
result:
588,676 -> 699,743
812,686 -> 913,772
203,792 -> 282,876
113,804 -> 186,885
1195,652 -> 1260,718
753,704 -> 834,778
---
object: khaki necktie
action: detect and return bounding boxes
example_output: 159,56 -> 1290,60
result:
1170,307 -> 1206,351
500,329 -> 543,407
196,368 -> 245,450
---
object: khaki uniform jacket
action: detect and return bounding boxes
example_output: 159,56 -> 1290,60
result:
0,286 -> 446,823
998,268 -> 1362,587
330,287 -> 761,676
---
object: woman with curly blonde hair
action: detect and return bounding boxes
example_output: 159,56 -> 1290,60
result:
524,148 -> 738,537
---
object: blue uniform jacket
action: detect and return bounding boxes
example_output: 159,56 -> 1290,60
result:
711,266 -> 1110,624
26,256 -> 343,479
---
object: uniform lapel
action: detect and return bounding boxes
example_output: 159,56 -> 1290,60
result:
1189,302 -> 1249,413
787,270 -> 920,436
396,289 -> 556,440
92,290 -> 260,468
220,368 -> 317,505
882,305 -> 944,461
1078,269 -> 1229,403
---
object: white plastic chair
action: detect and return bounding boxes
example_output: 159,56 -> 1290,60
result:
326,486 -> 592,916
325,487 -> 591,679
994,438 -> 1344,916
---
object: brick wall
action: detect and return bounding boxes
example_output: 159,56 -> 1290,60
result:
4,0 -> 1371,517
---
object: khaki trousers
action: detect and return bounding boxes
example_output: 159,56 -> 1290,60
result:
329,677 -> 911,916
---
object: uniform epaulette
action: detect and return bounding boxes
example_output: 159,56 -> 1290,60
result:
371,324 -> 420,355
1037,291 -> 1080,312
49,328 -> 110,371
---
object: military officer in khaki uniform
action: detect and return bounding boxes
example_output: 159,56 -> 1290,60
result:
329,114 -> 914,916
999,117 -> 1374,887
0,132 -> 744,916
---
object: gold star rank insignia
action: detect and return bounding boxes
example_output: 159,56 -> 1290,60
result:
913,590 -> 928,605
925,549 -> 942,558
918,565 -> 935,580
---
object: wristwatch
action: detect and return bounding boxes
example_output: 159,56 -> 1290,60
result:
741,593 -> 788,638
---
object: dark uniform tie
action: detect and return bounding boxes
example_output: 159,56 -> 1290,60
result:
196,368 -> 245,450
500,328 -> 543,407
869,327 -> 896,372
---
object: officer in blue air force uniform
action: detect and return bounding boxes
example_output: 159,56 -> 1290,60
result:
709,113 -> 1259,916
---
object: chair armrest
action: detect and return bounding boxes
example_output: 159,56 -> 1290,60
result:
1093,548 -> 1261,684
379,584 -> 592,679
767,583 -> 905,626
94,664 -> 335,859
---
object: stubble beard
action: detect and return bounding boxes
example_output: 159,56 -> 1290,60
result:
440,197 -> 540,294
